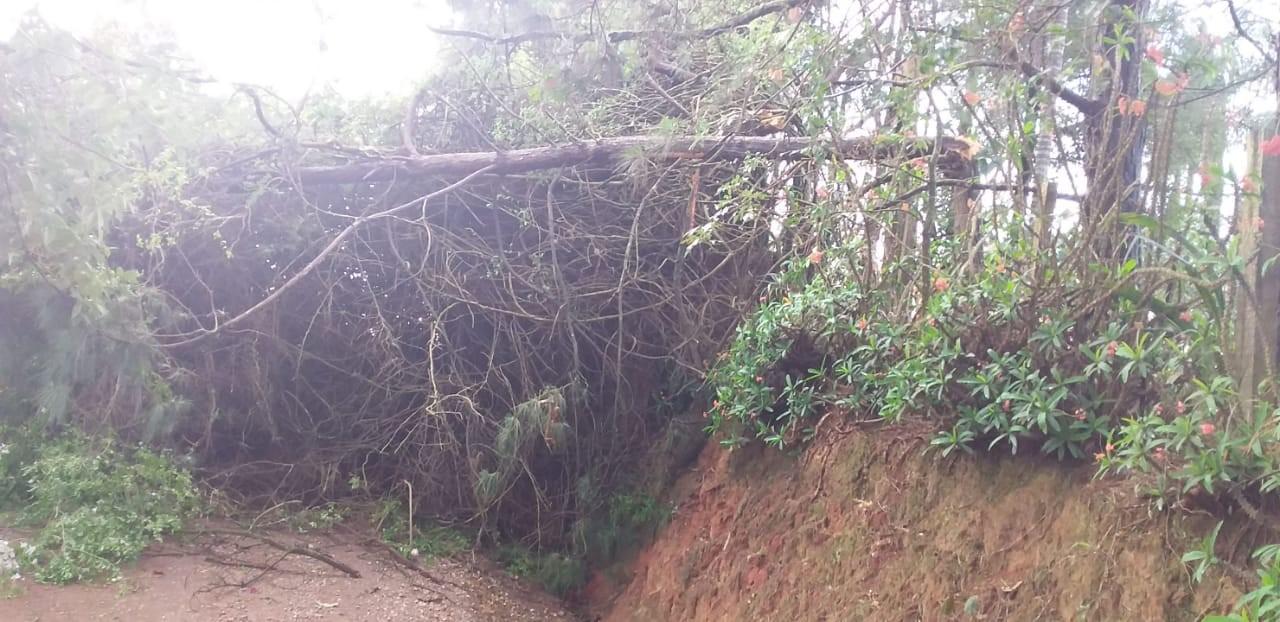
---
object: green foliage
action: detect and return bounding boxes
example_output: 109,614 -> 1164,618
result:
0,430 -> 198,583
497,544 -> 586,597
575,492 -> 672,565
375,499 -> 470,560
287,503 -> 348,534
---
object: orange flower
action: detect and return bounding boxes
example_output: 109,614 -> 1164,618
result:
1128,100 -> 1147,117
808,249 -> 825,264
962,90 -> 982,106
1095,452 -> 1107,463
933,276 -> 950,292
1116,96 -> 1129,115
1154,80 -> 1180,97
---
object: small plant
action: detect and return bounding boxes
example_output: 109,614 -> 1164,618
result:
1181,521 -> 1222,584
288,502 -> 347,533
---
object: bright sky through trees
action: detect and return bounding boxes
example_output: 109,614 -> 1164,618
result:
1,0 -> 453,97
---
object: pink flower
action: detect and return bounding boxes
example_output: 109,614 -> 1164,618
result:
1200,422 -> 1216,436
1175,401 -> 1186,415
1145,45 -> 1165,66
808,249 -> 825,265
1262,135 -> 1280,157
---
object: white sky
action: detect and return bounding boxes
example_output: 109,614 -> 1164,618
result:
0,0 -> 455,99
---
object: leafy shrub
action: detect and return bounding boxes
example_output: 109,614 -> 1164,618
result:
0,431 -> 198,583
708,226 -> 1262,479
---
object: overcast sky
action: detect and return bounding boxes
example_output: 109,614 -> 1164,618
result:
0,0 -> 454,98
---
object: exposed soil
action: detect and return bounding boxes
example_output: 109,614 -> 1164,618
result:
588,422 -> 1250,621
0,526 -> 576,621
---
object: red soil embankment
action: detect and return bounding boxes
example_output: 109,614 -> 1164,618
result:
590,423 -> 1243,621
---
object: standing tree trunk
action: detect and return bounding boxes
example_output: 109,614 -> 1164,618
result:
1235,127 -> 1280,421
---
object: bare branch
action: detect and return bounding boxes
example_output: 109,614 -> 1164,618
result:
429,0 -> 810,47
164,165 -> 498,346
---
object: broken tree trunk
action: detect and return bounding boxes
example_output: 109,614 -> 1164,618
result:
288,135 -> 972,185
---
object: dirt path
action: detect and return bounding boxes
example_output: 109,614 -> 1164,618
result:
0,528 -> 577,621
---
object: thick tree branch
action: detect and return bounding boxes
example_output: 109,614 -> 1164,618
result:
1017,62 -> 1103,116
292,134 -> 972,185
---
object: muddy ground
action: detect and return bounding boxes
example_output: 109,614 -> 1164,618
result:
0,526 -> 576,621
